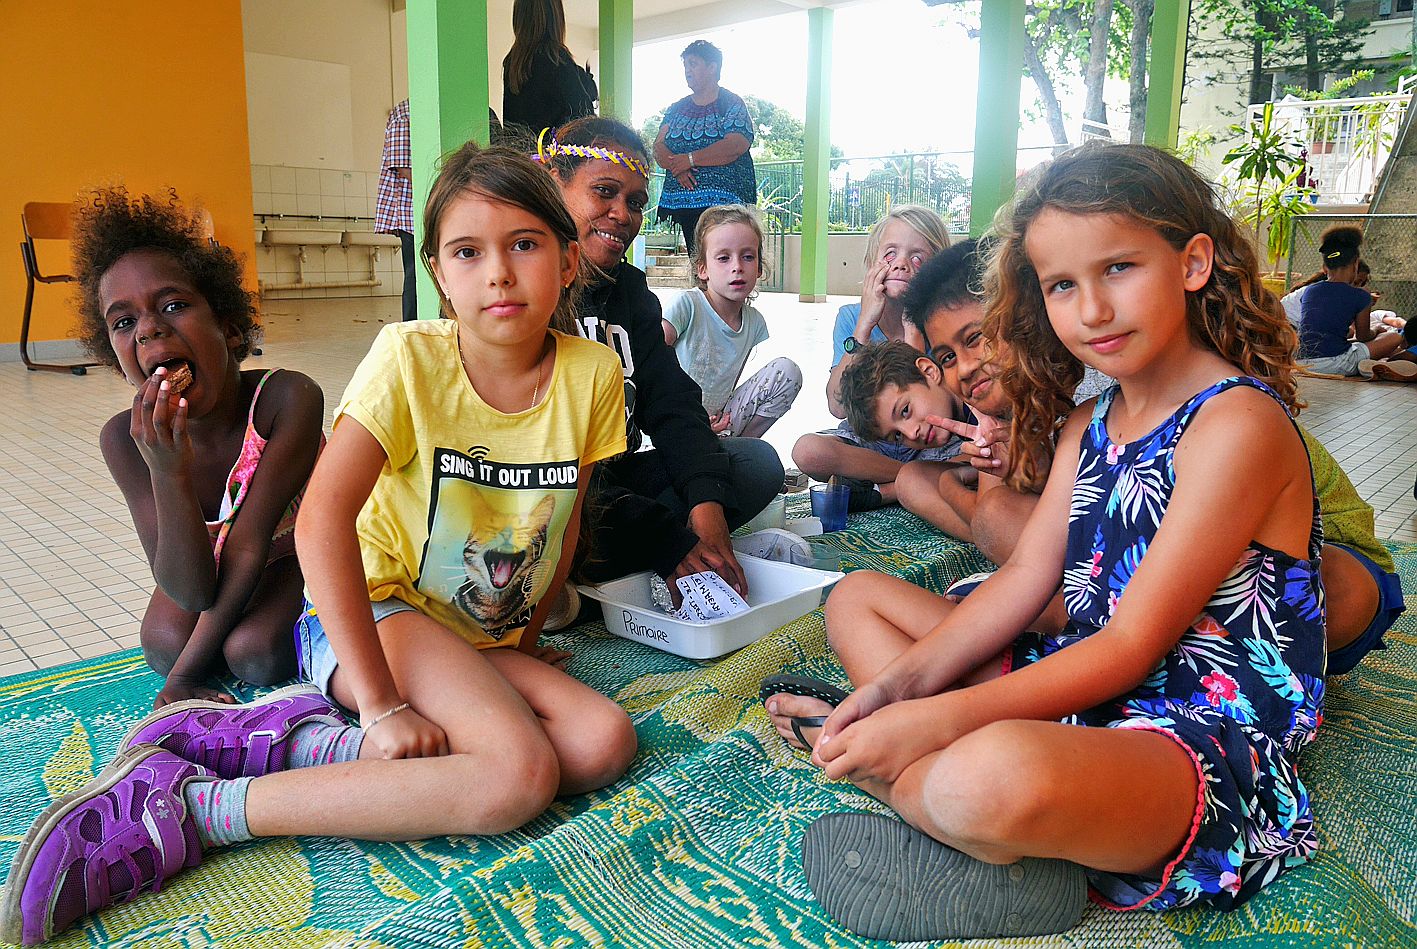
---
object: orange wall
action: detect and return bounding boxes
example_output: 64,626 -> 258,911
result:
1,1 -> 256,346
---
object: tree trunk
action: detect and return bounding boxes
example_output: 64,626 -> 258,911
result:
1023,30 -> 1071,153
1084,0 -> 1115,135
1248,7 -> 1274,104
1304,0 -> 1335,92
1127,0 -> 1153,143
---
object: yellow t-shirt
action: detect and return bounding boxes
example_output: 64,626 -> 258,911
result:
334,322 -> 626,648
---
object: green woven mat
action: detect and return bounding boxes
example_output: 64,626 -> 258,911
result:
1,508 -> 1412,948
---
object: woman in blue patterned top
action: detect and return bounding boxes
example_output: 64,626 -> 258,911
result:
652,40 -> 756,255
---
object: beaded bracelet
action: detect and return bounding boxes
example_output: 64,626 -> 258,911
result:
365,702 -> 411,732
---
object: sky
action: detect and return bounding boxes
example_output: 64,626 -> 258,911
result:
631,0 -> 1084,162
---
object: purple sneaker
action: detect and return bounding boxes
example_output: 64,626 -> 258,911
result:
1,746 -> 211,946
119,683 -> 344,779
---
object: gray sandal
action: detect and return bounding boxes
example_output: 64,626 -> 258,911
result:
759,675 -> 849,750
802,812 -> 1088,941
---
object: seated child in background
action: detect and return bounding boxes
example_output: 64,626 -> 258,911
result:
891,239 -> 1107,561
1296,225 -> 1410,379
662,204 -> 801,437
1,145 -> 635,946
792,206 -> 962,508
77,187 -> 324,707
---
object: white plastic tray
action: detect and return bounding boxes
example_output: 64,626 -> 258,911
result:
578,554 -> 844,660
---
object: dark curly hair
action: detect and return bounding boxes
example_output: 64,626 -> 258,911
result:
73,187 -> 260,369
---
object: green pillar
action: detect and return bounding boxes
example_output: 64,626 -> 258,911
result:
599,0 -> 633,122
799,7 -> 833,303
1144,0 -> 1190,149
970,0 -> 1025,237
406,0 -> 490,317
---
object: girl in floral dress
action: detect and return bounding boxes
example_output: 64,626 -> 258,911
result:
771,143 -> 1326,942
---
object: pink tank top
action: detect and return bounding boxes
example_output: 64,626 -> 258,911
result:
205,369 -> 323,565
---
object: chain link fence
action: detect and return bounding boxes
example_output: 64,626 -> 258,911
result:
1288,213 -> 1417,320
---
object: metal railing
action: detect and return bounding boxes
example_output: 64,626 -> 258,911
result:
1245,92 -> 1412,205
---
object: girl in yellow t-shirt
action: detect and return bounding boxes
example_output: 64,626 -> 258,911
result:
1,145 -> 633,945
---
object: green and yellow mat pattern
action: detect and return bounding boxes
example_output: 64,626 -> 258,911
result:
1,507 -> 1413,947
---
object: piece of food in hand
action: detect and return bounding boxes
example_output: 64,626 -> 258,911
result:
164,363 -> 193,395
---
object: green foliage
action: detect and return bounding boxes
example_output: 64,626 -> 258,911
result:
1282,68 -> 1375,101
1222,103 -> 1314,266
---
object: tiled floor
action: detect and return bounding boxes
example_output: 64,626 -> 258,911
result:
1,292 -> 1413,677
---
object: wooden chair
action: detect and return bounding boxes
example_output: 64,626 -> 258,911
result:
18,202 -> 96,375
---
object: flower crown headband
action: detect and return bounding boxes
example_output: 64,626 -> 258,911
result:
532,128 -> 650,179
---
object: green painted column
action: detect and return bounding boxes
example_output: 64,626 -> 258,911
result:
599,0 -> 633,122
799,7 -> 833,303
1144,0 -> 1190,149
969,0 -> 1024,237
406,0 -> 490,317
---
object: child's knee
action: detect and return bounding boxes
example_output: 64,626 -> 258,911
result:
768,356 -> 804,394
925,722 -> 1055,846
824,571 -> 880,636
578,706 -> 639,788
140,625 -> 188,676
223,636 -> 295,686
894,462 -> 938,514
792,434 -> 837,476
450,742 -> 560,833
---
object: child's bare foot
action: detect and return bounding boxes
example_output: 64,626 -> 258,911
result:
154,675 -> 236,709
760,675 -> 849,751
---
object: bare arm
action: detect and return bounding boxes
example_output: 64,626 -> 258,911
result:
161,373 -> 324,697
661,319 -> 679,346
102,375 -> 214,611
826,262 -> 892,418
1351,304 -> 1377,342
517,465 -> 594,657
688,133 -> 750,167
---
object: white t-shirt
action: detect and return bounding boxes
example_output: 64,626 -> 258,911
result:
663,288 -> 770,415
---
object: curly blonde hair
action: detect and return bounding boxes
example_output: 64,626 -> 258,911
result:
983,143 -> 1302,492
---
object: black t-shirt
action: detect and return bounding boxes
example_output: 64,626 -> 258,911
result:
502,50 -> 596,134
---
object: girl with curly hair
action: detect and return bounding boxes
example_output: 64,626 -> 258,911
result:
77,188 -> 325,707
773,144 -> 1329,942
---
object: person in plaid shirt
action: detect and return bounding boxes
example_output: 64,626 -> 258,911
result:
377,99 -> 416,322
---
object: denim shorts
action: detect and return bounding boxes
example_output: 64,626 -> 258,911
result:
294,597 -> 417,702
1326,543 -> 1405,675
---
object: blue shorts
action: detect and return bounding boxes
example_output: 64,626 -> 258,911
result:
294,597 -> 417,704
1326,544 -> 1405,675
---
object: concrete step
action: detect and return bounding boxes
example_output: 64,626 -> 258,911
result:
646,274 -> 693,289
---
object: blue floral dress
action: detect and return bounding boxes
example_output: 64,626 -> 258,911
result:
656,90 -> 757,214
1009,377 -> 1325,912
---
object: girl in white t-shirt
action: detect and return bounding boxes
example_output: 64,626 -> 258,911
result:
662,205 -> 801,437
2,144 -> 634,945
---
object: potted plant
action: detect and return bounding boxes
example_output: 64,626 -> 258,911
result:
1222,102 -> 1316,289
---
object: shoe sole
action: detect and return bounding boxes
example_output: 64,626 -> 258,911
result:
0,745 -> 163,945
1357,359 -> 1377,379
116,682 -> 324,756
1372,362 -> 1417,381
802,812 -> 1087,941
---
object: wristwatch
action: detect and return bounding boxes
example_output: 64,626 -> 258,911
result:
842,335 -> 862,354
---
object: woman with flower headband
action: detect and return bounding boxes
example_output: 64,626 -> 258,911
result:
538,116 -> 783,610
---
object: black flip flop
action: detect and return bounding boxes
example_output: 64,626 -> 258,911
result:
802,812 -> 1087,941
759,674 -> 850,750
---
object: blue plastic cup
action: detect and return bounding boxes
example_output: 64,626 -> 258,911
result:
810,484 -> 850,532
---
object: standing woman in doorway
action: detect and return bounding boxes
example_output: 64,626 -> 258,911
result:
502,0 -> 597,136
653,40 -> 757,255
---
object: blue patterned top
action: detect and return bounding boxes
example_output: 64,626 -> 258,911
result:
657,90 -> 757,211
1016,376 -> 1326,911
